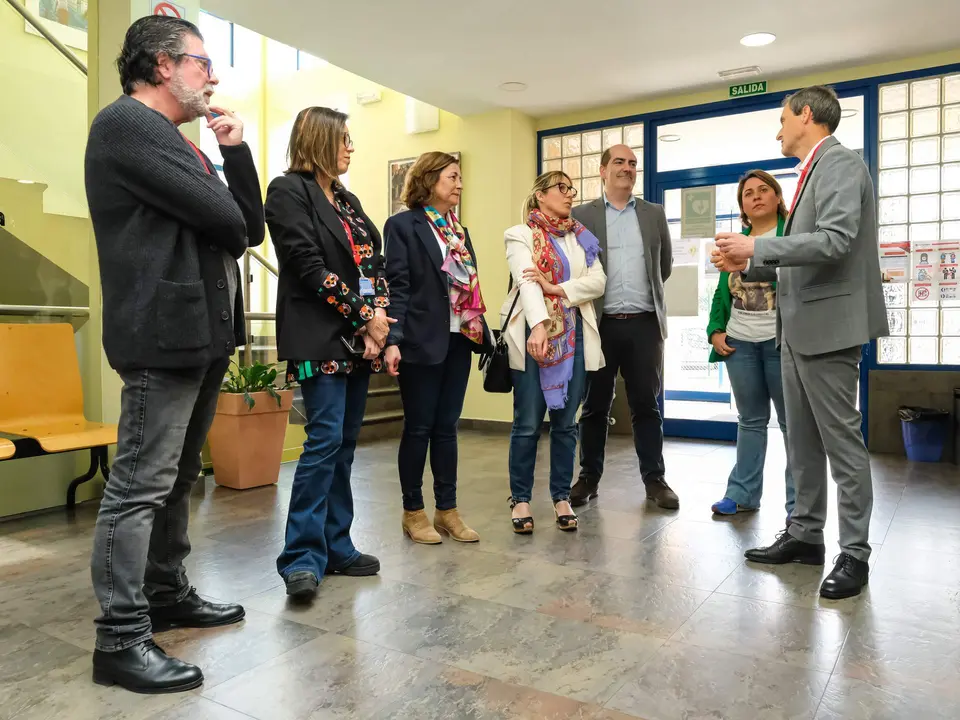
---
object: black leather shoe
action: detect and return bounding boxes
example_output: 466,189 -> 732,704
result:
92,640 -> 202,694
820,553 -> 869,599
328,553 -> 380,577
285,571 -> 319,600
570,477 -> 599,507
645,477 -> 680,510
148,589 -> 245,632
745,531 -> 825,565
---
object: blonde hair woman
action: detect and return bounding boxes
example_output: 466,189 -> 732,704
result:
502,171 -> 606,533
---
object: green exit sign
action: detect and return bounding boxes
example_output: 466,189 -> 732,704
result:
729,80 -> 767,98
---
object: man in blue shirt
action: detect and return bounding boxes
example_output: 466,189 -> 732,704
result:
571,145 -> 678,509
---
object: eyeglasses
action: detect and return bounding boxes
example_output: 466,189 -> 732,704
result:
343,132 -> 354,150
546,182 -> 578,198
182,53 -> 213,78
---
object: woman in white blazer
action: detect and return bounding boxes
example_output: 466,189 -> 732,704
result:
501,171 -> 606,533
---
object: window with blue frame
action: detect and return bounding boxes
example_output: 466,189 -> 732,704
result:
877,72 -> 960,366
540,124 -> 645,203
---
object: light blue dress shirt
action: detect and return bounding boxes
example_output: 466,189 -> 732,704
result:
603,194 -> 654,313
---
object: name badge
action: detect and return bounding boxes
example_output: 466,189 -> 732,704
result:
358,277 -> 375,296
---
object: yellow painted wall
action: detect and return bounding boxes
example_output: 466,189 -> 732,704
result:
211,48 -> 537,427
0,0 -> 88,219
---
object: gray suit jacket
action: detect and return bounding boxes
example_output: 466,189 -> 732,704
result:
748,136 -> 888,356
572,198 -> 673,339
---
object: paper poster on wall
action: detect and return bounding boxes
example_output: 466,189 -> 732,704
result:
913,248 -> 935,282
672,238 -> 700,266
940,282 -> 959,305
703,240 -> 720,276
912,281 -> 936,306
880,238 -> 909,283
937,244 -> 960,282
680,186 -> 716,239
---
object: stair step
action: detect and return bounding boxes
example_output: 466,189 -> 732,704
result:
362,410 -> 404,426
368,386 -> 400,398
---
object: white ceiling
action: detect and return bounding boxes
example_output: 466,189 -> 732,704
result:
203,0 -> 960,118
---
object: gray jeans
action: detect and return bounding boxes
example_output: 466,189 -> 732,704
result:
91,358 -> 229,652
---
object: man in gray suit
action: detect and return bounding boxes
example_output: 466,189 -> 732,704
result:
714,85 -> 888,599
570,145 -> 679,510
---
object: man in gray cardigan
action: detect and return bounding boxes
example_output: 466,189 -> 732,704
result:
85,16 -> 264,693
714,86 -> 888,599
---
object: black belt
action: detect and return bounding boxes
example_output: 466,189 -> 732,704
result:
603,312 -> 653,320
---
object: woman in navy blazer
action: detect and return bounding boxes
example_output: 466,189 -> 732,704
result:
384,151 -> 492,546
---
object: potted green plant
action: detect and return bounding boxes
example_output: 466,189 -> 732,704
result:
207,361 -> 294,490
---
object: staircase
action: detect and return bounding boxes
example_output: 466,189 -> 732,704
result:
249,331 -> 403,440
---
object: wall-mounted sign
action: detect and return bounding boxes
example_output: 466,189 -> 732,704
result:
729,81 -> 768,99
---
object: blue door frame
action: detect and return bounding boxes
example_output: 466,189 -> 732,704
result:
655,161 -> 800,442
538,61 -> 960,448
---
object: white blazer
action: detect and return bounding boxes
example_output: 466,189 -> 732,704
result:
499,224 -> 607,372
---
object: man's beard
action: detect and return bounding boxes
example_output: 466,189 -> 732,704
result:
170,71 -> 210,121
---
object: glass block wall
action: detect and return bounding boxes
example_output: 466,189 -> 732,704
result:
539,123 -> 644,205
877,72 -> 960,365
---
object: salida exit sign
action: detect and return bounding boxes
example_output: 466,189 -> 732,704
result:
729,80 -> 768,98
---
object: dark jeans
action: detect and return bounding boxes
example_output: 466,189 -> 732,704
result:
276,371 -> 369,580
397,334 -> 472,511
578,313 -> 665,485
509,315 -> 586,503
724,337 -> 795,513
91,357 -> 229,652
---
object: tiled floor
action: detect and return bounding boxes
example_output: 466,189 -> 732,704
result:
2,432 -> 960,719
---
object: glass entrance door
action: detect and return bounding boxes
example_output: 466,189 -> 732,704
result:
656,169 -> 799,440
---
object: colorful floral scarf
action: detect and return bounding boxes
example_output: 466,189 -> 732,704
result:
424,206 -> 486,344
527,209 -> 601,410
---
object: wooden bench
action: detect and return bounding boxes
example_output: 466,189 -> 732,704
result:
0,323 -> 117,508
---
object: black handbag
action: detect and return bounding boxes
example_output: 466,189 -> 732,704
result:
478,282 -> 520,393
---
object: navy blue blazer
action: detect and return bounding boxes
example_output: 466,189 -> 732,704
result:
384,208 -> 492,365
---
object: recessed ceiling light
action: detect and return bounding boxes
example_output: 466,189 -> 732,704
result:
17,179 -> 35,184
659,134 -> 681,143
498,82 -> 527,92
841,108 -> 858,118
740,32 -> 776,47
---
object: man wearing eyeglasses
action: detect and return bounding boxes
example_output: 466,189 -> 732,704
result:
571,145 -> 678,510
84,15 -> 264,693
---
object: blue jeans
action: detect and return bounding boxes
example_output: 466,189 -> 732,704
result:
724,337 -> 795,513
277,371 -> 369,580
509,315 -> 586,503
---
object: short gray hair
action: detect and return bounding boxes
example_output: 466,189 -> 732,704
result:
783,85 -> 841,134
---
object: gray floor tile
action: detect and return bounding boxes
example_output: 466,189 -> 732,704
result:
606,641 -> 830,720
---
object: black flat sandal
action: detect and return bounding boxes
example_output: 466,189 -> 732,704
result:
509,497 -> 534,534
554,502 -> 578,532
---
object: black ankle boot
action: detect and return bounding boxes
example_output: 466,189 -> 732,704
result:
92,640 -> 202,694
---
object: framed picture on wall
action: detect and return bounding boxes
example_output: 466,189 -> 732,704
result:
25,0 -> 89,51
388,152 -> 461,218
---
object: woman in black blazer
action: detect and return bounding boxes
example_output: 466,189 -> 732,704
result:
265,106 -> 391,600
384,151 -> 492,545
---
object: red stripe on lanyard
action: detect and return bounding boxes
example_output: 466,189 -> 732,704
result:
185,138 -> 212,175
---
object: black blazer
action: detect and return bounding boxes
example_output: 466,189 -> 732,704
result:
265,173 -> 386,363
384,207 -> 492,365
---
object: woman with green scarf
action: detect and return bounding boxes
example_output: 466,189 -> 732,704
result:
706,170 -> 794,520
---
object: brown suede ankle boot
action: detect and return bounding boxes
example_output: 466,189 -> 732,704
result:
402,510 -> 442,545
434,508 -> 480,543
